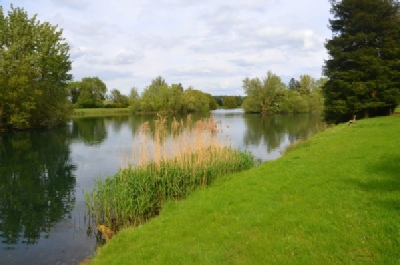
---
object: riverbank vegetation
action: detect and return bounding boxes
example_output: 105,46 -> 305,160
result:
85,115 -> 254,232
71,108 -> 130,117
89,115 -> 400,264
242,72 -> 326,115
68,73 -> 328,116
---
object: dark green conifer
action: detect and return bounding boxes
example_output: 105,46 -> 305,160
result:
323,0 -> 400,123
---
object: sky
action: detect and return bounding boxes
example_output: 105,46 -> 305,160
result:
1,0 -> 333,96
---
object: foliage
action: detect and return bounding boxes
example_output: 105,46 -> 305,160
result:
206,93 -> 218,110
242,72 -> 325,114
288,77 -> 300,90
323,0 -> 400,123
139,76 -> 175,112
85,115 -> 254,232
242,71 -> 286,114
242,72 -> 282,113
132,77 -> 215,113
90,116 -> 400,264
71,108 -> 130,117
70,77 -> 108,108
212,95 -> 245,107
128,87 -> 140,112
222,96 -> 237,109
0,6 -> 72,129
106,88 -> 129,108
182,88 -> 211,112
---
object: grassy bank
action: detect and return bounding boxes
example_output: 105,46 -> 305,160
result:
71,108 -> 130,117
90,116 -> 400,264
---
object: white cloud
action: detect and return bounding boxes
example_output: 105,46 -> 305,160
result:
2,0 -> 332,95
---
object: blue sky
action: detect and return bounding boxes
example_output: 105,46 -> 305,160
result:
1,0 -> 332,95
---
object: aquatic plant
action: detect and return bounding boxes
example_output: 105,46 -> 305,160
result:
85,115 -> 254,232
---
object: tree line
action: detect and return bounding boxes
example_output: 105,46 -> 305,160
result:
242,72 -> 326,114
1,1 -> 399,129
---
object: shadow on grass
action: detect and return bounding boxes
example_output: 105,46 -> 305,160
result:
344,155 -> 400,212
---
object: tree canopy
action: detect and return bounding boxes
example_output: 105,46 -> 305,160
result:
131,77 -> 216,113
242,72 -> 325,114
68,77 -> 107,108
0,6 -> 72,129
323,0 -> 400,123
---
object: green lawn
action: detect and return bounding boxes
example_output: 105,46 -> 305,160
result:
395,106 -> 400,113
71,108 -> 130,117
90,116 -> 400,264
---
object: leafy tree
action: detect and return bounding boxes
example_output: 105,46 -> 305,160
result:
129,86 -> 140,112
242,71 -> 286,114
0,6 -> 72,129
235,96 -> 245,106
75,77 -> 107,108
212,96 -> 224,106
108,88 -> 129,107
169,83 -> 184,112
140,76 -> 172,112
129,87 -> 139,101
223,96 -> 237,109
288,78 -> 300,90
207,94 -> 219,110
298,75 -> 317,95
182,88 -> 210,112
281,90 -> 309,114
67,81 -> 81,104
323,0 -> 400,123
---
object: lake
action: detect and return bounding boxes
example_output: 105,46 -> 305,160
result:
0,109 -> 324,264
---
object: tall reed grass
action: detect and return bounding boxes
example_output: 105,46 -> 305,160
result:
85,115 -> 254,232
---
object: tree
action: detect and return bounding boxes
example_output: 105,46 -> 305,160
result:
108,88 -> 129,107
129,86 -> 140,112
242,71 -> 286,114
129,87 -> 139,101
76,77 -> 107,108
323,0 -> 400,123
67,81 -> 81,104
298,75 -> 317,95
288,78 -> 300,90
207,94 -> 219,110
0,6 -> 72,129
223,96 -> 237,109
182,88 -> 210,112
140,76 -> 172,112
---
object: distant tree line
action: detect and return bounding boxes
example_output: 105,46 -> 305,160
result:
130,76 -> 218,113
4,1 -> 399,129
211,96 -> 245,109
242,71 -> 326,114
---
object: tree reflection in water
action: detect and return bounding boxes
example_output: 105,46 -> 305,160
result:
243,114 -> 323,152
0,127 -> 76,245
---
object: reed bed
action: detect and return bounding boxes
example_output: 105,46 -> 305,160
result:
85,115 -> 254,232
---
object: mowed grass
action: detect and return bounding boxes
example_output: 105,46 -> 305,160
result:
71,108 -> 130,117
90,116 -> 400,264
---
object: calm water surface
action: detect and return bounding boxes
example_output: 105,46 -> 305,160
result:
0,109 -> 323,264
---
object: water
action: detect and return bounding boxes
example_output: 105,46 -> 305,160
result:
0,110 -> 323,264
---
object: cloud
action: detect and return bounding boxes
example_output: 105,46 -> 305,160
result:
51,0 -> 89,9
2,0 -> 332,95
